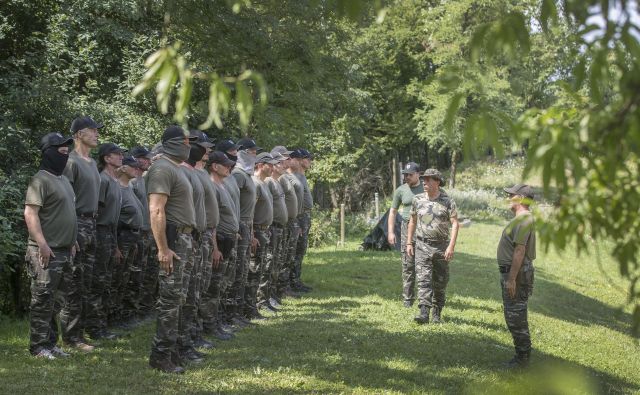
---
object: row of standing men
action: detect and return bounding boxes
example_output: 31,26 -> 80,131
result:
24,117 -> 314,374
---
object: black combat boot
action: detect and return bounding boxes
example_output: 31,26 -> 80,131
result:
149,357 -> 185,374
414,305 -> 430,324
505,351 -> 530,369
432,307 -> 443,324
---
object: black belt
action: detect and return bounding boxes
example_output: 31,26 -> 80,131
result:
499,266 -> 510,274
416,236 -> 445,244
254,224 -> 270,231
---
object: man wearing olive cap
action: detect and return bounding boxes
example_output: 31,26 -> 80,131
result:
406,168 -> 459,324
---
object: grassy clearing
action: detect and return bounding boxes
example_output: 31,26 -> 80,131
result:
0,222 -> 638,394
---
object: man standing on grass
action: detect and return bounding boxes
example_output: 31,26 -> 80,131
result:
406,169 -> 459,324
24,133 -> 77,359
498,184 -> 536,369
388,162 -> 423,308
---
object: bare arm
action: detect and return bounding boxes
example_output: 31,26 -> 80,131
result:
444,216 -> 460,261
212,228 -> 222,267
406,214 -> 416,257
387,208 -> 398,245
24,204 -> 54,267
506,244 -> 526,299
149,193 -> 178,274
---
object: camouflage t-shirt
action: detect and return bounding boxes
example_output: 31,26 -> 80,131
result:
497,211 -> 536,266
409,191 -> 458,241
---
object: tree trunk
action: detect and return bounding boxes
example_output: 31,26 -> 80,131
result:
449,150 -> 458,189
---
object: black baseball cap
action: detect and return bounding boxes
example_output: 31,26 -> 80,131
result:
122,155 -> 141,168
504,184 -> 534,199
299,149 -> 313,159
97,143 -> 127,157
289,149 -> 305,159
130,146 -> 152,159
40,132 -> 73,153
271,146 -> 293,157
190,130 -> 214,148
237,137 -> 262,151
256,152 -> 279,164
70,116 -> 104,133
162,125 -> 197,143
401,162 -> 420,174
207,151 -> 236,167
216,139 -> 240,153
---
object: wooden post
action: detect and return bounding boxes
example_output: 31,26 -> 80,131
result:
340,203 -> 345,247
392,155 -> 398,190
374,192 -> 380,219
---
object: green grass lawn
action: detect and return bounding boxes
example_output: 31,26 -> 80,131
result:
1,221 -> 638,394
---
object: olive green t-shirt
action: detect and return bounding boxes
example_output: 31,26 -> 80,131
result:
195,169 -> 220,229
146,157 -> 196,227
231,168 -> 256,223
392,182 -> 424,221
181,166 -> 206,232
409,191 -> 458,241
213,179 -> 239,235
130,175 -> 150,231
266,177 -> 287,225
283,173 -> 304,216
252,176 -> 273,227
25,170 -> 78,248
223,175 -> 241,224
64,150 -> 101,215
295,172 -> 313,211
497,211 -> 536,266
97,171 -> 122,227
279,174 -> 298,221
119,184 -> 143,230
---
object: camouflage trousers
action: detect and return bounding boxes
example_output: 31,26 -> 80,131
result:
245,228 -> 270,312
292,212 -> 311,285
259,224 -> 284,306
415,239 -> 450,309
85,226 -> 116,334
59,216 -> 95,343
25,245 -> 71,354
500,262 -> 535,354
150,232 -> 193,361
178,232 -> 201,351
209,232 -> 236,326
400,221 -> 416,303
114,229 -> 140,323
230,222 -> 251,309
278,219 -> 300,293
198,229 -> 217,332
138,231 -> 158,314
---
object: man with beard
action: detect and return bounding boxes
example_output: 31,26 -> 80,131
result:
147,126 -> 197,374
24,133 -> 77,359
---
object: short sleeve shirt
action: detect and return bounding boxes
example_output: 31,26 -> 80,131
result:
64,151 -> 101,215
497,212 -> 536,265
181,166 -> 206,232
252,176 -> 273,227
391,182 -> 424,221
231,168 -> 257,223
146,157 -> 196,227
409,191 -> 458,241
213,180 -> 239,235
279,175 -> 298,220
97,171 -> 122,227
119,184 -> 143,230
195,169 -> 220,229
294,172 -> 313,211
223,175 -> 241,223
25,170 -> 77,248
283,173 -> 304,216
266,177 -> 287,225
130,175 -> 150,231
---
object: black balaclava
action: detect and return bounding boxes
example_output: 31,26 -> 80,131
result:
40,146 -> 69,176
226,152 -> 238,162
186,144 -> 206,167
163,137 -> 190,162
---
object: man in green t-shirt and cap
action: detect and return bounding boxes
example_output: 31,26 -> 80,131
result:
497,184 -> 536,369
388,162 -> 423,308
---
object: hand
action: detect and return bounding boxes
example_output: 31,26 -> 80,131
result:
444,245 -> 454,261
251,236 -> 259,254
38,242 -> 54,268
387,233 -> 396,246
212,249 -> 223,268
506,277 -> 517,300
71,241 -> 79,258
158,248 -> 180,274
114,247 -> 124,264
406,244 -> 414,257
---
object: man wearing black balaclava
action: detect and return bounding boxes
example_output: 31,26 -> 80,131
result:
24,133 -> 77,359
147,125 -> 198,374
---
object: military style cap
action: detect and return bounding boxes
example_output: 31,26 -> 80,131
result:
122,155 -> 141,168
40,132 -> 73,153
270,152 -> 288,162
207,151 -> 235,167
237,137 -> 262,151
70,116 -> 104,133
420,168 -> 444,185
289,149 -> 305,159
98,143 -> 127,157
401,162 -> 420,174
216,139 -> 240,153
256,152 -> 279,165
162,125 -> 196,143
299,148 -> 313,159
271,145 -> 293,157
130,146 -> 152,159
504,184 -> 534,199
190,129 -> 214,148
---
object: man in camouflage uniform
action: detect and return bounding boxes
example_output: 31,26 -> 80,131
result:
279,148 -> 304,298
406,169 -> 459,324
24,133 -> 77,359
61,116 -> 102,352
147,126 -> 197,374
498,184 -> 536,369
292,149 -> 313,293
388,162 -> 423,308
